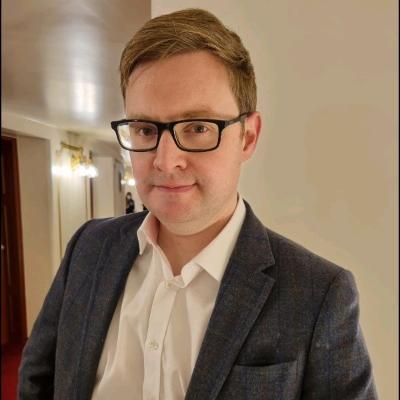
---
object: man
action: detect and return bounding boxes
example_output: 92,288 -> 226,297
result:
18,8 -> 378,400
125,192 -> 135,214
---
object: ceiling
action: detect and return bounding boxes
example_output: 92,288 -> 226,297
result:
2,0 -> 150,140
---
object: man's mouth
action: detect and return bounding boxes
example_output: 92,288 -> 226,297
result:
154,184 -> 195,193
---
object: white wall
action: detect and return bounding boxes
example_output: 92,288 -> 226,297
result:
58,173 -> 90,255
16,136 -> 53,334
151,2 -> 397,399
92,157 -> 115,218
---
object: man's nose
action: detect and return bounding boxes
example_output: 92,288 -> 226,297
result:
152,129 -> 187,172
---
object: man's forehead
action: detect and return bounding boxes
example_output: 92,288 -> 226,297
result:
124,51 -> 239,121
126,107 -> 235,121
126,51 -> 232,99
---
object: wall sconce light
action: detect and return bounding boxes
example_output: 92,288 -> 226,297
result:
52,142 -> 99,178
121,169 -> 136,186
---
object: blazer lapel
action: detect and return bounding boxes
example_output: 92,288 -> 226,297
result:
185,202 -> 276,400
73,215 -> 143,400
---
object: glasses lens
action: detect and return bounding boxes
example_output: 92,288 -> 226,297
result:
174,121 -> 219,150
118,122 -> 158,150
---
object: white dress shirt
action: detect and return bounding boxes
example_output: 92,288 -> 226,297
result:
91,196 -> 246,400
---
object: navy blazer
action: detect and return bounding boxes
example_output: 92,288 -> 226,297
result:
18,201 -> 378,399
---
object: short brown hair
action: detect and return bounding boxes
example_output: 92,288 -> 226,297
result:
119,8 -> 257,113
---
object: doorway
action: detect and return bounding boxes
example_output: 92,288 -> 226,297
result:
1,135 -> 27,346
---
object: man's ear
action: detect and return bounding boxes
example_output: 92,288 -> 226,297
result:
241,111 -> 262,162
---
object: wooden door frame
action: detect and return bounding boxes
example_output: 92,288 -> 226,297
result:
1,134 -> 27,343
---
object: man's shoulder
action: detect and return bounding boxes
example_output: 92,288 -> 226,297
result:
267,228 -> 343,269
61,211 -> 148,277
264,226 -> 353,291
242,201 -> 347,282
87,211 -> 148,232
72,211 -> 148,249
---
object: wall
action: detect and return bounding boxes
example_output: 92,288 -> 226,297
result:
58,173 -> 90,255
92,157 -> 115,218
15,136 -> 53,334
151,2 -> 398,398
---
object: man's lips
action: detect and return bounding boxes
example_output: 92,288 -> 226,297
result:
153,183 -> 195,193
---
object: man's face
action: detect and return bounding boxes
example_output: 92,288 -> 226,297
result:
125,50 -> 260,234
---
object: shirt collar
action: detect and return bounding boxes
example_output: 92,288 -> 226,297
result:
191,195 -> 246,282
136,194 -> 246,282
137,212 -> 159,255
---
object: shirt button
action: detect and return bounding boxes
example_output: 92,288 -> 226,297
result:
148,340 -> 159,350
165,281 -> 171,289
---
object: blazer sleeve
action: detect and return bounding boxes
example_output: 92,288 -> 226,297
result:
17,221 -> 90,400
301,269 -> 379,399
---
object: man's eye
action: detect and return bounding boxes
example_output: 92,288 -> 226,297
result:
189,124 -> 209,134
130,125 -> 156,136
138,128 -> 154,136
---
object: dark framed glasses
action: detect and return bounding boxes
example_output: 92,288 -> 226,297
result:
111,112 -> 251,152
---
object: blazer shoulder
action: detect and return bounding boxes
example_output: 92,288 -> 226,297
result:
241,201 -> 349,285
78,211 -> 148,240
65,211 -> 148,259
265,227 -> 349,283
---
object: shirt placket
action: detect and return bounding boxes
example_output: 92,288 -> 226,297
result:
142,279 -> 179,400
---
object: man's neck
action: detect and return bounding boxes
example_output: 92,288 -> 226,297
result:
157,201 -> 238,277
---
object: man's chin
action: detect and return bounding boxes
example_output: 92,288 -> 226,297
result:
153,208 -> 193,223
149,204 -> 199,225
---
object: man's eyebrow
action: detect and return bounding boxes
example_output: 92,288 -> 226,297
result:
126,108 -> 230,121
179,109 -> 222,119
126,113 -> 155,120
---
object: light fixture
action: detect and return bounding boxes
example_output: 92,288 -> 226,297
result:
121,169 -> 136,186
51,165 -> 73,177
52,142 -> 98,178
